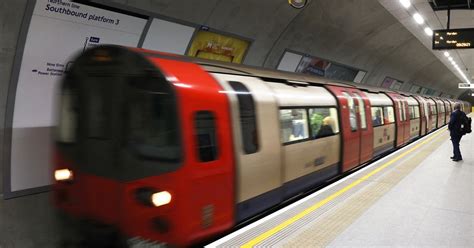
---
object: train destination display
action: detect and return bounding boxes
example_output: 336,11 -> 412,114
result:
433,28 -> 474,50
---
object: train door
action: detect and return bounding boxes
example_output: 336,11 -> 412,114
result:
386,93 -> 409,146
443,100 -> 451,123
352,92 -> 373,164
413,96 -> 425,136
436,99 -> 445,126
426,98 -> 437,130
326,86 -> 368,172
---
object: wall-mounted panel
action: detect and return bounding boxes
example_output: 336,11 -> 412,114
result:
141,18 -> 195,54
277,51 -> 303,72
8,0 -> 147,195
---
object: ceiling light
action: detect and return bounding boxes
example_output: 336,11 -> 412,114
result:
444,51 -> 450,57
424,27 -> 433,36
413,13 -> 424,24
400,0 -> 411,8
448,57 -> 453,61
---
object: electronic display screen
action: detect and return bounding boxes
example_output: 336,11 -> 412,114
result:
433,28 -> 474,49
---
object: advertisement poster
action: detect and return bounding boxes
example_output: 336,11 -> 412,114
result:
381,77 -> 403,90
295,56 -> 359,82
9,0 -> 147,193
381,77 -> 395,88
187,30 -> 250,64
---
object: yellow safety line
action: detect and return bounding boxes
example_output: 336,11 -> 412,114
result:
241,129 -> 446,248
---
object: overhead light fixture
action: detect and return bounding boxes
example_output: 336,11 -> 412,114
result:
413,13 -> 424,24
444,51 -> 450,57
399,0 -> 411,9
288,0 -> 307,9
424,27 -> 433,36
448,56 -> 454,62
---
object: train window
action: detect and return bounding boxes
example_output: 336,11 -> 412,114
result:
127,79 -> 181,162
308,107 -> 340,138
409,106 -> 415,119
440,103 -> 445,113
342,92 -> 358,131
402,102 -> 407,121
229,81 -> 259,154
194,111 -> 218,162
431,104 -> 437,115
414,106 -> 420,118
383,106 -> 395,124
371,107 -> 384,127
57,82 -> 78,143
397,101 -> 403,122
353,93 -> 367,129
280,109 -> 309,143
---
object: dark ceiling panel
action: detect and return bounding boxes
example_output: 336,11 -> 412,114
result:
429,0 -> 474,10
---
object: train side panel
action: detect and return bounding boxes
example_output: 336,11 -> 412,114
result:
210,73 -> 283,222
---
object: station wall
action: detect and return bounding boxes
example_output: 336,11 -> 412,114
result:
0,0 -> 469,198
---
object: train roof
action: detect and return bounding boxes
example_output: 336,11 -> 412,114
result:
134,47 -> 463,102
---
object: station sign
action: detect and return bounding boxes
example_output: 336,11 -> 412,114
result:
433,28 -> 474,50
458,83 -> 474,89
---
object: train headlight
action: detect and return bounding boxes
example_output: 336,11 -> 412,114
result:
54,169 -> 73,182
135,188 -> 172,207
151,191 -> 172,207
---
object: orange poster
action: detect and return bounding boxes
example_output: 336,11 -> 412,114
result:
187,30 -> 250,64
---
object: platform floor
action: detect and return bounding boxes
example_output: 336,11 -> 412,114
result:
208,125 -> 473,247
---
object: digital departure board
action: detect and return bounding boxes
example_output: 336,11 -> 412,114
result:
433,28 -> 474,50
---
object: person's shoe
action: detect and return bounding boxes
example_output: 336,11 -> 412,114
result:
452,158 -> 463,161
450,156 -> 455,159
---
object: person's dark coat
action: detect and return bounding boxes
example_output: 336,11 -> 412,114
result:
316,125 -> 334,138
448,109 -> 466,137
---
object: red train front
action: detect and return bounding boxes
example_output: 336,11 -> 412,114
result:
53,46 -> 236,247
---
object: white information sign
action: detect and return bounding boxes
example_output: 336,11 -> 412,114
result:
10,0 -> 147,192
459,83 -> 474,89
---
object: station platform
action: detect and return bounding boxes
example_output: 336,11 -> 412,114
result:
208,124 -> 473,247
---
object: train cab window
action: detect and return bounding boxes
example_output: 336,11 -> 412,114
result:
383,106 -> 395,124
57,82 -> 78,143
342,92 -> 358,131
353,93 -> 367,129
194,111 -> 218,162
228,81 -> 258,154
280,109 -> 309,143
86,82 -> 109,139
309,107 -> 339,138
371,107 -> 384,127
127,79 -> 181,162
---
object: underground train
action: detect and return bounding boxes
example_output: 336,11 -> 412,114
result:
53,45 -> 471,247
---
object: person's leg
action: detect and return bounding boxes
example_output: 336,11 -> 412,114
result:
451,137 -> 457,158
453,136 -> 462,160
